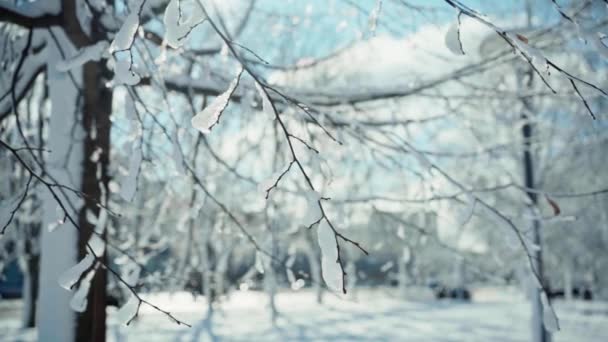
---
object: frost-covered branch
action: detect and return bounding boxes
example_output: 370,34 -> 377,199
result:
442,0 -> 606,119
0,136 -> 192,326
190,2 -> 369,294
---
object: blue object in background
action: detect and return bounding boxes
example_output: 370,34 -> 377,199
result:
0,260 -> 23,299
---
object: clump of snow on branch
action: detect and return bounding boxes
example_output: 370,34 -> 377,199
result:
542,293 -> 560,332
191,67 -> 243,134
57,253 -> 96,291
70,267 -> 97,312
86,208 -> 108,239
109,0 -> 143,53
303,190 -> 322,224
88,234 -> 106,256
317,221 -> 342,292
113,59 -> 141,85
115,294 -> 140,325
57,41 -> 110,72
445,15 -> 465,55
163,0 -> 206,48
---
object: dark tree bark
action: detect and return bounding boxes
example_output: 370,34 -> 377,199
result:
23,224 -> 40,328
521,68 -> 551,342
56,1 -> 112,341
75,62 -> 112,342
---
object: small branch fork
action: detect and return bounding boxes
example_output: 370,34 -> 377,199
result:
264,160 -> 295,199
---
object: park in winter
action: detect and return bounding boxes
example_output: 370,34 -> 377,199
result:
1,0 -> 608,341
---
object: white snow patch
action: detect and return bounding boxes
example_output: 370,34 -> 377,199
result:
113,59 -> 141,85
69,267 -> 97,312
445,19 -> 465,55
56,41 -> 109,71
110,0 -> 143,52
303,190 -> 322,224
115,293 -> 140,325
191,68 -> 242,134
57,253 -> 95,291
163,0 -> 206,48
317,221 -> 343,292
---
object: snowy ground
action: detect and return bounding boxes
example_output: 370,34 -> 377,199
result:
1,287 -> 607,341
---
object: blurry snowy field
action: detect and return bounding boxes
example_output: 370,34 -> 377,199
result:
1,287 -> 607,341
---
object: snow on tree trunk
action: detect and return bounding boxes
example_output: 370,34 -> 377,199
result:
531,279 -> 551,342
37,31 -> 82,342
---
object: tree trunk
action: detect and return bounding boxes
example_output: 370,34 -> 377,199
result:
37,2 -> 111,340
22,242 -> 39,328
521,70 -> 551,342
75,55 -> 112,342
